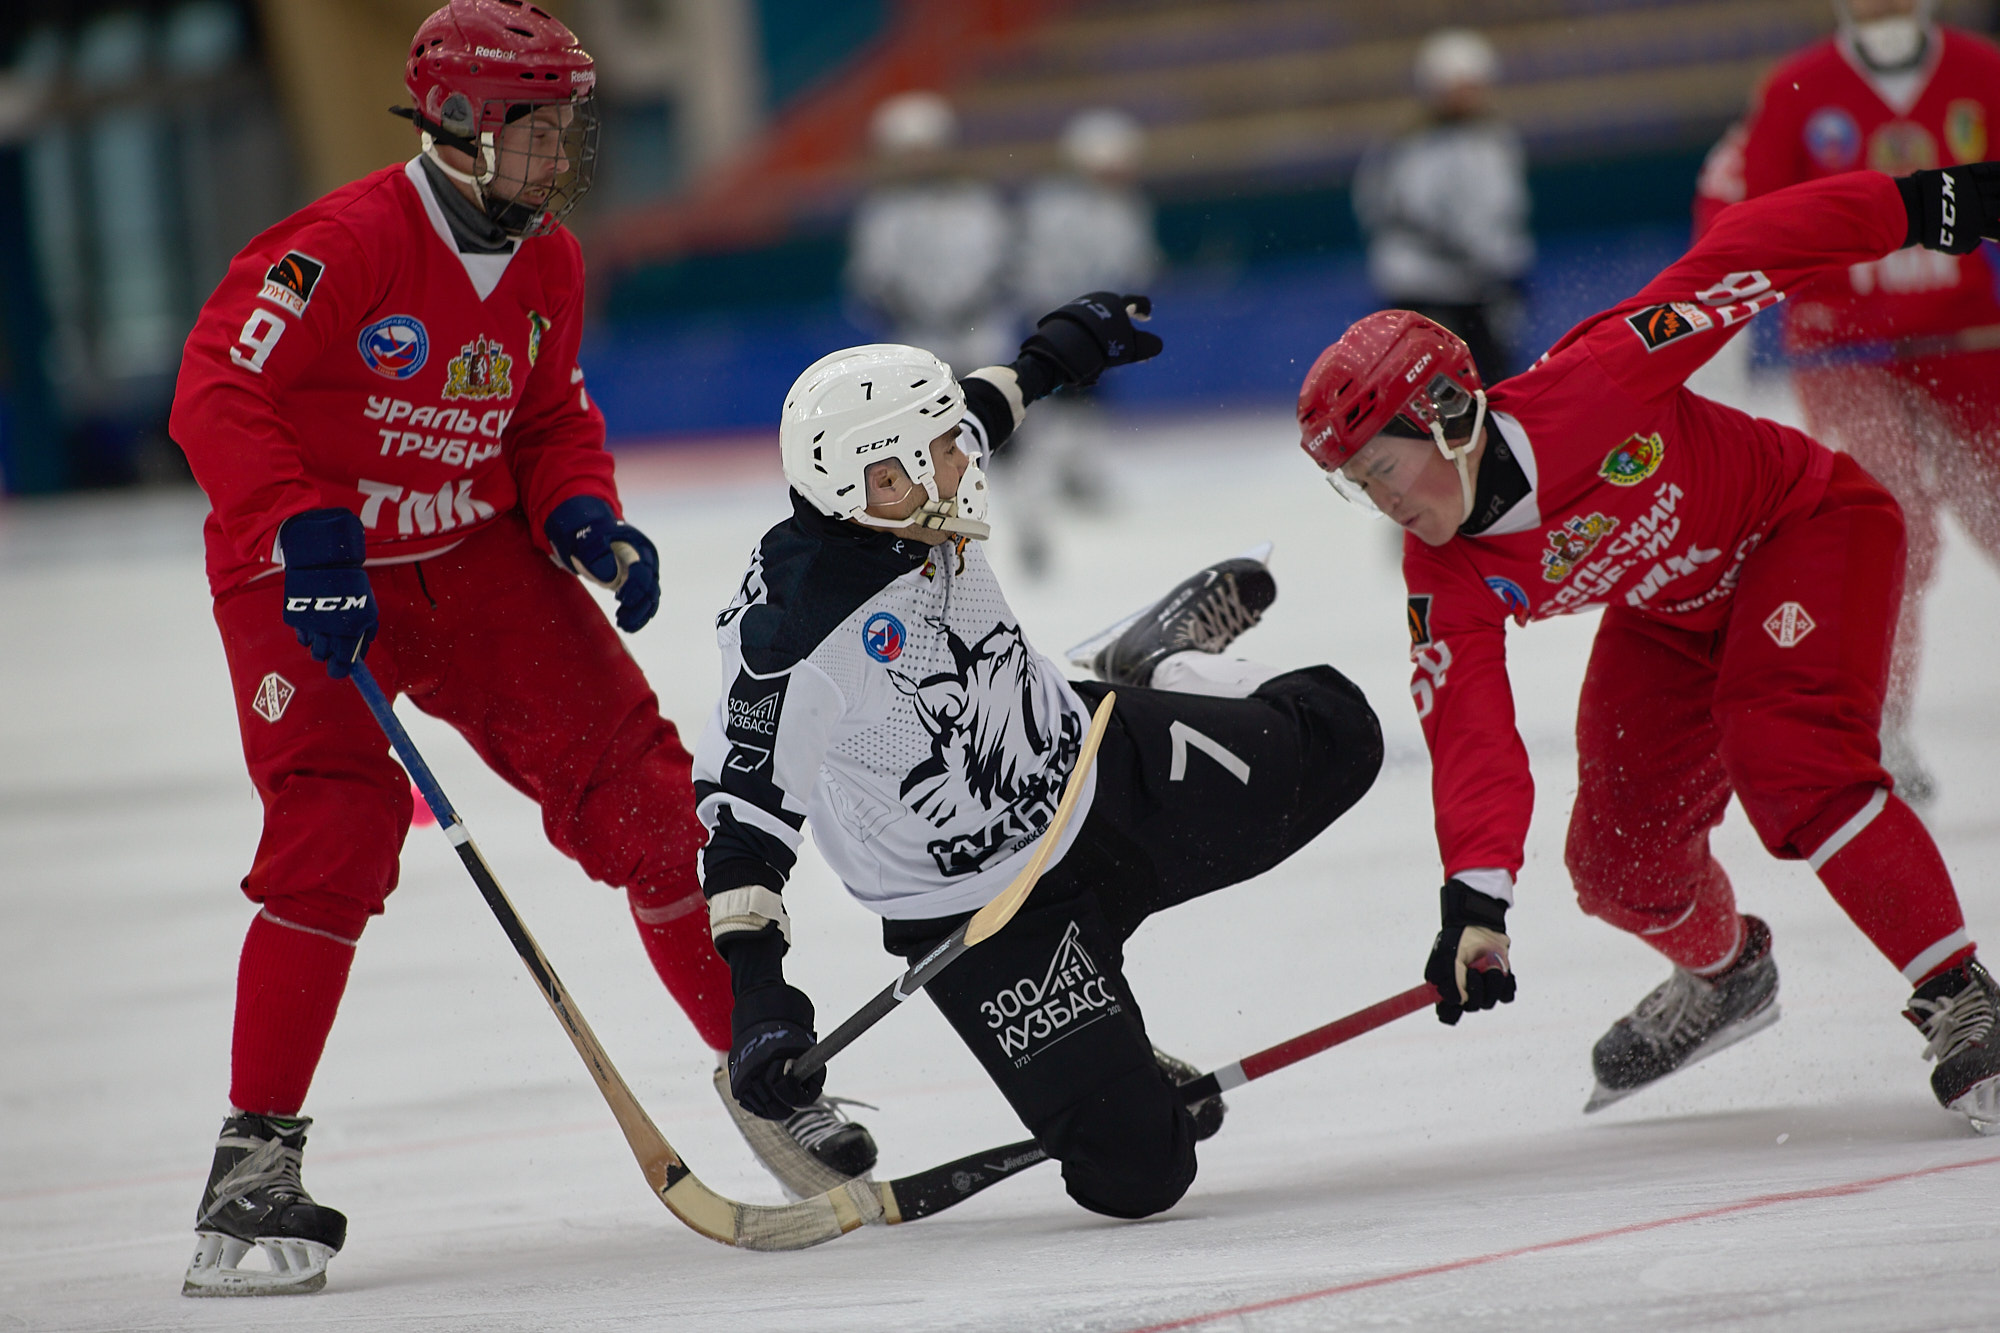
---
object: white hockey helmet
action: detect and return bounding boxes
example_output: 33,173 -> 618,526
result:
1414,29 -> 1498,99
1061,108 -> 1144,176
870,90 -> 956,157
780,344 -> 992,539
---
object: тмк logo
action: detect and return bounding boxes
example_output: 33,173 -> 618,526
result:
862,612 -> 905,662
357,315 -> 429,379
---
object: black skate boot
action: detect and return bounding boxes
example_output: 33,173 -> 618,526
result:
1904,958 -> 2000,1133
713,1067 -> 882,1201
1068,545 -> 1277,688
1585,915 -> 1780,1113
1154,1047 -> 1227,1141
182,1112 -> 347,1296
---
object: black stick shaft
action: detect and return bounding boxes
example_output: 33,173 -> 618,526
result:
790,919 -> 972,1082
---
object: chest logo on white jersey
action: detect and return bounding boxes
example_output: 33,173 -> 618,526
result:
442,336 -> 513,401
358,316 -> 429,379
863,612 -> 906,662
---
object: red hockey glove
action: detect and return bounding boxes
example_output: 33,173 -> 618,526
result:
1424,879 -> 1516,1026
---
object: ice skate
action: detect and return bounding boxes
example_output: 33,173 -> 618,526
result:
1905,958 -> 2000,1133
1067,543 -> 1276,687
1881,726 -> 1938,808
182,1112 -> 346,1296
1584,916 -> 1780,1113
1153,1047 -> 1227,1141
713,1066 -> 881,1201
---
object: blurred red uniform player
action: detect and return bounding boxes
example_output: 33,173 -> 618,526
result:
1724,0 -> 2000,801
1298,165 -> 2000,1130
169,1 -> 871,1299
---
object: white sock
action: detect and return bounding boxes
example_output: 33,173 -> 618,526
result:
1149,651 -> 1286,699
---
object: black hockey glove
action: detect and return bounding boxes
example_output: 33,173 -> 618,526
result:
1899,162 -> 2000,255
544,495 -> 661,633
279,508 -> 376,680
728,981 -> 826,1121
1019,291 -> 1164,389
1424,879 -> 1516,1026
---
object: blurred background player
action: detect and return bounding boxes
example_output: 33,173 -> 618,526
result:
1002,108 -> 1161,576
1724,0 -> 2000,804
845,90 -> 1015,377
1354,28 -> 1534,385
168,1 -> 872,1297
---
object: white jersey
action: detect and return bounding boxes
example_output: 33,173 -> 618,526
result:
1013,177 -> 1159,315
1353,116 -> 1534,305
693,438 -> 1096,921
846,178 -> 1017,370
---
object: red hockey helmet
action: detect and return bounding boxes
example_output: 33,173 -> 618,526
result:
399,0 -> 597,238
1297,310 -> 1483,473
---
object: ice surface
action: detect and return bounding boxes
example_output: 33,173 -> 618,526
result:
3,383 -> 1998,1331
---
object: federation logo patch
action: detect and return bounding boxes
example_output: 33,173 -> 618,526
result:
1407,594 -> 1434,649
1626,302 -> 1712,352
357,315 -> 429,379
1763,601 -> 1816,648
1485,575 -> 1529,616
862,611 -> 905,662
1541,513 -> 1618,584
1599,432 -> 1666,486
1804,106 -> 1860,171
526,310 -> 551,366
250,672 -> 295,724
257,251 -> 323,318
442,336 -> 514,401
1946,99 -> 1987,164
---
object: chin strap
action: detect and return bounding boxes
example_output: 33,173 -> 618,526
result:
847,456 -> 993,541
1427,388 -> 1488,525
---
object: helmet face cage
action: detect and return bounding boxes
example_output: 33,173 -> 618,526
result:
469,95 -> 598,238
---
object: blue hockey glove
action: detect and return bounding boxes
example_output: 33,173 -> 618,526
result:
728,983 -> 825,1121
1424,879 -> 1516,1026
1020,291 -> 1164,388
544,495 -> 660,633
279,508 -> 376,680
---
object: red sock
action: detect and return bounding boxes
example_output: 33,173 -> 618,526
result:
628,878 -> 733,1052
1809,791 -> 1973,984
229,910 -> 358,1115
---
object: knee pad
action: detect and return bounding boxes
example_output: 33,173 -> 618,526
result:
245,772 -> 408,940
1043,1065 -> 1198,1220
1266,665 -> 1384,825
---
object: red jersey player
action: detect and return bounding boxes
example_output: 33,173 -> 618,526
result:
169,2 -> 873,1297
1726,0 -> 2000,802
1296,164 -> 2000,1129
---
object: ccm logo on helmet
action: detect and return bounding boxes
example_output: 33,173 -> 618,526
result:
861,435 -> 899,453
285,596 -> 370,612
1403,352 -> 1434,383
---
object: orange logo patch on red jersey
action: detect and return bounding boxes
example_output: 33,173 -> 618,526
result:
1625,302 -> 1711,352
442,336 -> 514,401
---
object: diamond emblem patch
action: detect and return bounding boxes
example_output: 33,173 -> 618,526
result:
251,672 -> 295,723
1762,601 -> 1815,648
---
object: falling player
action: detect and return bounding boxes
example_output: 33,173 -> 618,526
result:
169,0 -> 872,1296
1719,0 -> 2000,803
694,293 -> 1384,1220
1297,164 -> 2000,1127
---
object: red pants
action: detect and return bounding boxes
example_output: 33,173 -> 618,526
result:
214,514 -> 732,1113
1565,454 -> 1971,983
1794,348 -> 2000,729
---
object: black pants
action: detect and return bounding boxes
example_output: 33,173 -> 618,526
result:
882,666 -> 1382,1218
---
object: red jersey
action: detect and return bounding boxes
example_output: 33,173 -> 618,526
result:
1736,27 -> 2000,350
1404,171 -> 1910,886
171,160 -> 615,594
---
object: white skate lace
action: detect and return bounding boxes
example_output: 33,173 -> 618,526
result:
198,1135 -> 309,1225
1910,979 -> 1998,1064
1626,970 -> 1719,1045
1168,575 -> 1262,653
783,1095 -> 875,1152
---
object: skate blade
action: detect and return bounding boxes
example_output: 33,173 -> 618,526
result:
1947,1074 -> 2000,1135
182,1230 -> 334,1296
1064,541 -> 1275,672
1581,1002 -> 1782,1115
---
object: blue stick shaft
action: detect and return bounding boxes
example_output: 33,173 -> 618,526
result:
349,663 -> 460,833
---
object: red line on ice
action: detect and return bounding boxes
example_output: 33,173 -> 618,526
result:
1125,1152 -> 2000,1332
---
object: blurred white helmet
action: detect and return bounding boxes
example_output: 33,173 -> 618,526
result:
1834,1 -> 1934,70
1414,29 -> 1498,99
1061,108 -> 1145,175
870,91 -> 956,156
780,344 -> 991,539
